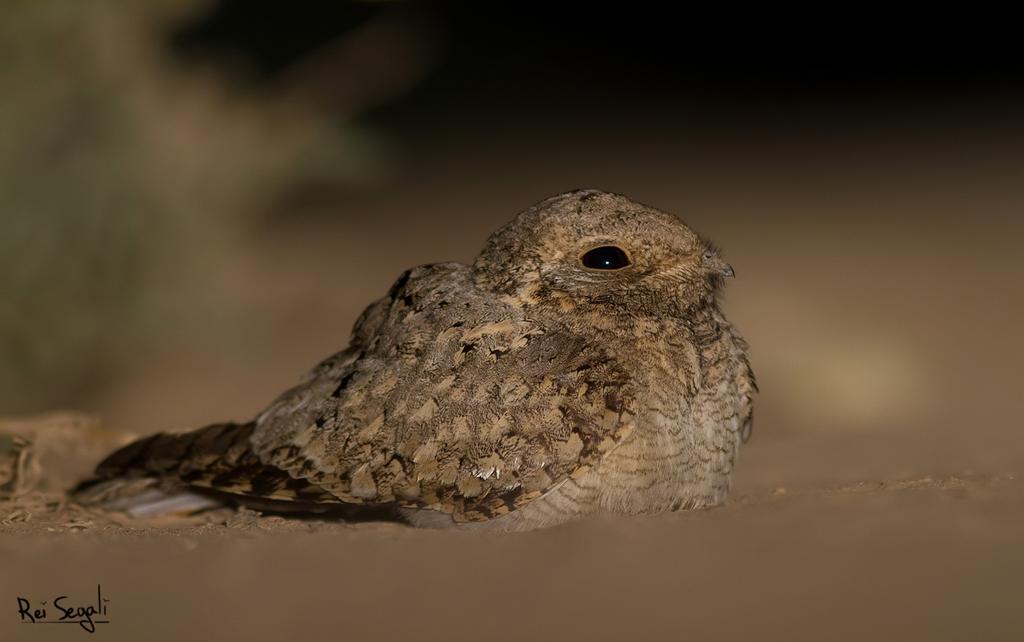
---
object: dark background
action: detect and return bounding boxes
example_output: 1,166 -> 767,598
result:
4,1 -> 1017,432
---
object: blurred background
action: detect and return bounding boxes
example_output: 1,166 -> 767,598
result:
2,1 -> 1023,488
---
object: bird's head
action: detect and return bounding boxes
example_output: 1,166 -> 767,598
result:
474,190 -> 734,317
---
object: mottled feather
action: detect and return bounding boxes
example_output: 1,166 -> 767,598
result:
250,263 -> 638,521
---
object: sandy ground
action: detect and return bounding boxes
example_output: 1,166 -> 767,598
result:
3,129 -> 1023,640
2,414 -> 1023,641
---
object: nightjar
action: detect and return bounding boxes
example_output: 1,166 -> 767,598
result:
77,190 -> 756,531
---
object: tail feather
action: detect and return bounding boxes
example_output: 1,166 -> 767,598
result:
75,481 -> 221,518
79,422 -> 340,508
95,422 -> 249,479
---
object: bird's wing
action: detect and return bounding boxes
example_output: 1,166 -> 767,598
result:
249,263 -> 638,522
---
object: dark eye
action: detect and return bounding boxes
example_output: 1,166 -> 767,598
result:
581,245 -> 631,270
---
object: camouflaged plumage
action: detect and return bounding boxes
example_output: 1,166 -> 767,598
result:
85,190 -> 755,530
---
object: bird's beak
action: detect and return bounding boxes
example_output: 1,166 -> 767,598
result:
704,254 -> 735,278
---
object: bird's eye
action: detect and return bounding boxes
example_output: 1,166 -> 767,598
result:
581,245 -> 631,270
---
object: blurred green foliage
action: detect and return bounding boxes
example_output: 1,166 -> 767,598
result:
0,1 -> 379,413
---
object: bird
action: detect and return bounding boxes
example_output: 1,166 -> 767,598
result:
75,190 -> 756,531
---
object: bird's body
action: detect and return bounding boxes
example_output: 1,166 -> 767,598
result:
79,190 -> 755,531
